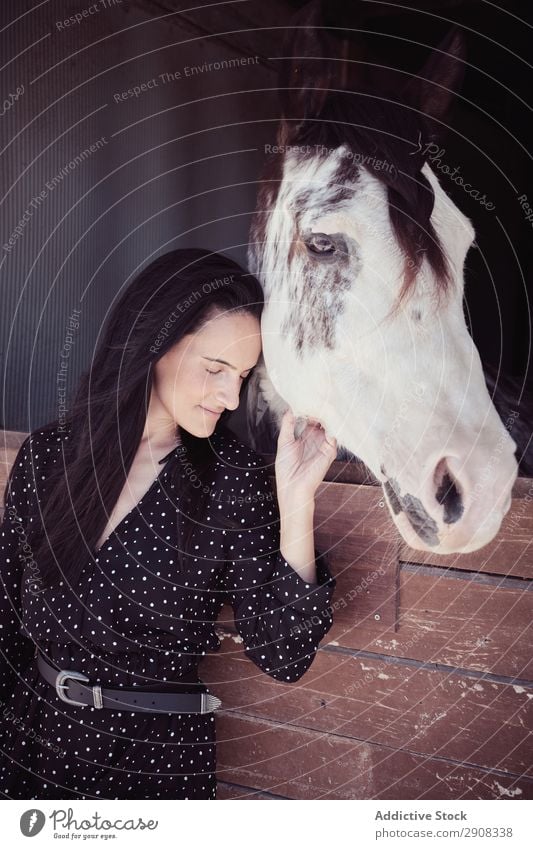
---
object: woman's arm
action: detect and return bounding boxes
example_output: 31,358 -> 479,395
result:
279,498 -> 317,583
276,407 -> 337,583
216,415 -> 337,683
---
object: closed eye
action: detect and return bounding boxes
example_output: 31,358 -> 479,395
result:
206,368 -> 253,379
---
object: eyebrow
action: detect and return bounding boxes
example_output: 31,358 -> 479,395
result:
202,356 -> 256,373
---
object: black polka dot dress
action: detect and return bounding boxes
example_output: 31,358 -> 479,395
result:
0,425 -> 336,800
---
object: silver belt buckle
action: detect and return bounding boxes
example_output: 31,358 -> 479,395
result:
55,669 -> 103,709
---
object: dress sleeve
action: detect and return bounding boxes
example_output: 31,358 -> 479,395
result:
0,436 -> 36,702
216,457 -> 336,683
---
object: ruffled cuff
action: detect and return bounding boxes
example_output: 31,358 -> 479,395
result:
268,548 -> 336,615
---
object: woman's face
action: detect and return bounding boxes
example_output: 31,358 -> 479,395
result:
152,310 -> 262,437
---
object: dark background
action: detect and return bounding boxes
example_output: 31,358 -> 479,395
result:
1,0 -> 531,433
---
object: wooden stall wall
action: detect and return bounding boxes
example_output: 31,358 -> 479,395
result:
1,430 -> 532,800
206,466 -> 533,800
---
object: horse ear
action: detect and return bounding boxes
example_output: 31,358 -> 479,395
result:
277,0 -> 352,146
403,27 -> 467,129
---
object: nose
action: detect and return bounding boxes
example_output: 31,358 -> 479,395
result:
214,379 -> 240,411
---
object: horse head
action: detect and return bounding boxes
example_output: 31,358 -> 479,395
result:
248,1 -> 518,554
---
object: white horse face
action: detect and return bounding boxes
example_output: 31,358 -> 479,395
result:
248,8 -> 519,554
250,146 -> 518,554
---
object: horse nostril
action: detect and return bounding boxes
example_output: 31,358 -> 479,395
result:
434,458 -> 464,524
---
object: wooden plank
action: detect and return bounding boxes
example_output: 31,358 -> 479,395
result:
218,561 -> 533,678
316,477 -> 533,581
200,635 -> 533,777
316,567 -> 533,678
0,430 -> 27,484
281,478 -> 399,630
216,713 -> 533,800
397,565 -> 533,678
0,430 -> 27,451
287,475 -> 533,581
0,432 -> 28,519
216,781 -> 282,800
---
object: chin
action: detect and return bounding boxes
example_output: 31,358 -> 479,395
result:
191,406 -> 220,433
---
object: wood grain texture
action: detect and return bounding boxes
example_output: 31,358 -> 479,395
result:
200,634 -> 533,778
215,713 -> 532,800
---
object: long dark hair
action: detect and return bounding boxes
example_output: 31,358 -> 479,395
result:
27,249 -> 264,589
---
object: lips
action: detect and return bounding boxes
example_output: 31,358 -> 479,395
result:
199,406 -> 222,417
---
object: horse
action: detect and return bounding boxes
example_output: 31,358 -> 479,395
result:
246,3 -> 519,555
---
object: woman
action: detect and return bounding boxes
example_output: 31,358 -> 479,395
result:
0,248 -> 337,800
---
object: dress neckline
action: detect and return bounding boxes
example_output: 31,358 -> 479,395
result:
93,455 -> 177,557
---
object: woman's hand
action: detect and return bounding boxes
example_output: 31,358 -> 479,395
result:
274,408 -> 337,505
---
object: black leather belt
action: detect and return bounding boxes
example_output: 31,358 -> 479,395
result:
37,651 -> 221,714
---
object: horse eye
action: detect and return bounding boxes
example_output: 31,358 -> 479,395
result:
305,233 -> 336,256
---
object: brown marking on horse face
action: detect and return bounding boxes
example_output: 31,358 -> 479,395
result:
383,478 -> 403,515
282,263 -> 345,355
331,153 -> 361,193
281,233 -> 361,356
381,465 -> 441,547
278,156 -> 361,356
292,153 -> 360,226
